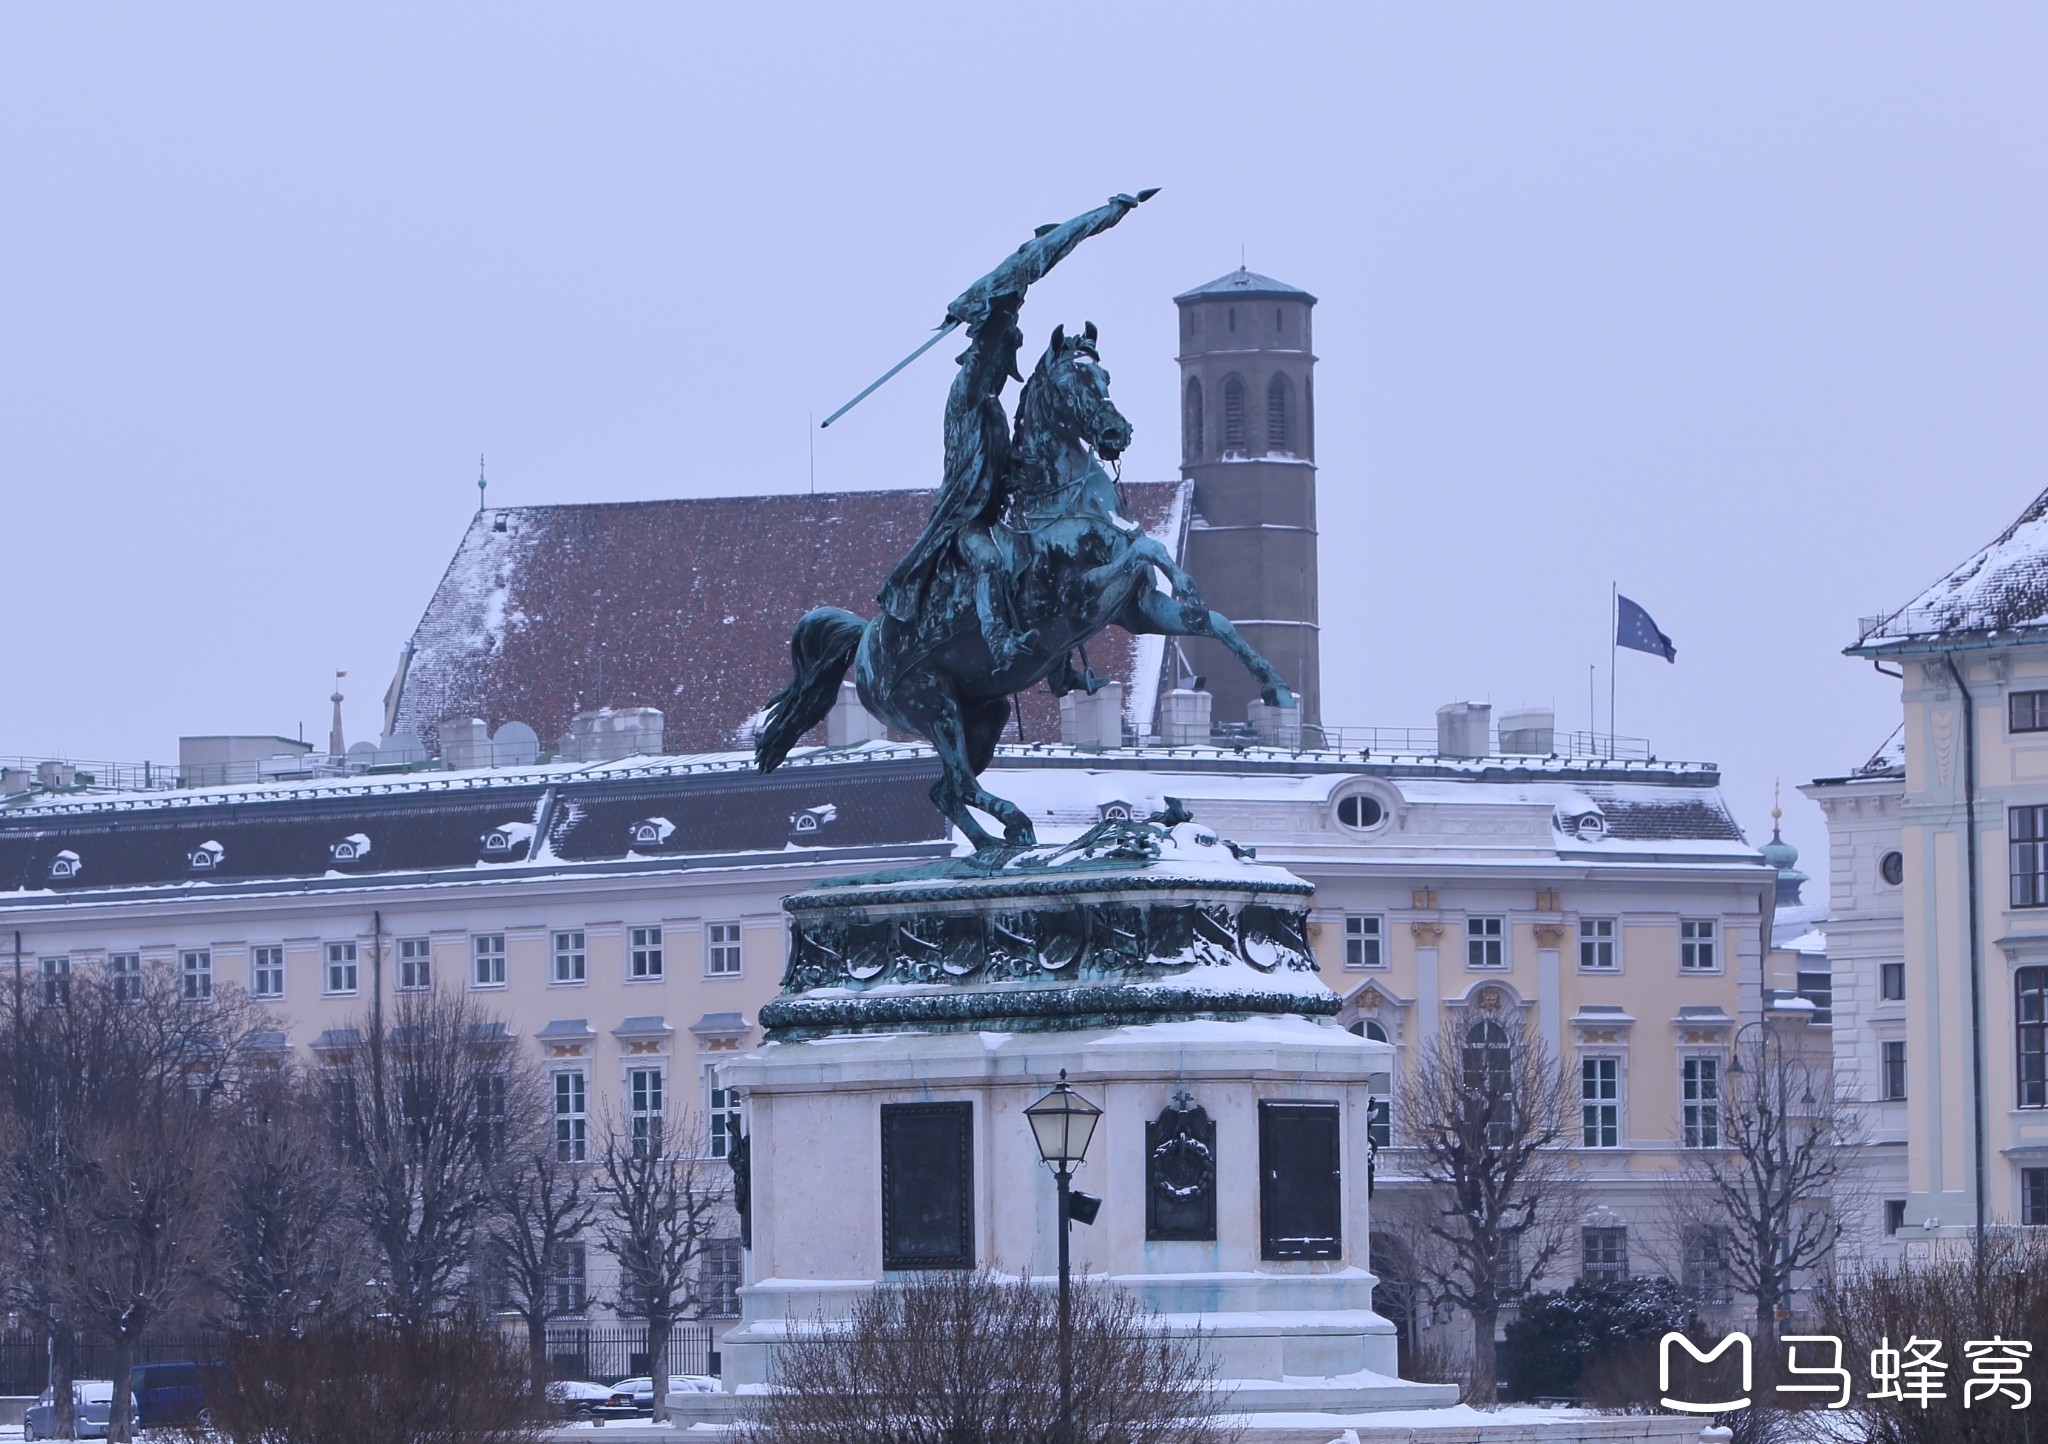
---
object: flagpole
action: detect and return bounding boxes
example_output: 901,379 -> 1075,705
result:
1609,582 -> 1618,757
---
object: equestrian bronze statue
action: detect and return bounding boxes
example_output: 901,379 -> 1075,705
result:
756,192 -> 1294,855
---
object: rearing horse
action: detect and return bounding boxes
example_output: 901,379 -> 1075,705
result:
756,322 -> 1294,855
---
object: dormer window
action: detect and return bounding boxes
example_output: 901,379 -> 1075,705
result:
1560,810 -> 1607,843
189,840 -> 225,872
330,833 -> 372,863
788,804 -> 839,840
1098,801 -> 1134,823
48,850 -> 81,881
631,817 -> 676,848
480,822 -> 535,859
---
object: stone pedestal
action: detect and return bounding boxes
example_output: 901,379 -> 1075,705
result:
678,810 -> 1455,1425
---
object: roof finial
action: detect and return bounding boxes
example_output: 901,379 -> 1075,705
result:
329,671 -> 347,759
477,453 -> 488,514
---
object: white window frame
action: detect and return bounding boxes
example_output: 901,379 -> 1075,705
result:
1579,1054 -> 1621,1148
40,955 -> 70,1006
325,940 -> 359,996
1682,1055 -> 1721,1147
472,933 -> 506,989
708,1076 -> 741,1158
1680,918 -> 1720,973
1466,915 -> 1506,970
554,1069 -> 588,1163
1578,917 -> 1618,972
628,1066 -> 665,1156
705,922 -> 743,978
1344,914 -> 1384,970
552,930 -> 586,986
629,925 -> 664,981
180,948 -> 212,1002
397,937 -> 432,992
250,945 -> 285,1000
107,952 -> 140,1002
1880,960 -> 1905,1001
1581,1225 -> 1628,1283
552,1241 -> 588,1315
1881,1039 -> 1907,1101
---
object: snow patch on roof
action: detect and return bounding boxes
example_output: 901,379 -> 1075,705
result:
1862,484 -> 2048,643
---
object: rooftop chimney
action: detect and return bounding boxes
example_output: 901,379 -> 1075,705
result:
1435,702 -> 1492,759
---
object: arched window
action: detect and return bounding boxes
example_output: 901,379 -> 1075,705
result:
2020,967 -> 2048,1107
1183,378 -> 1204,460
1228,306 -> 1236,333
1267,373 -> 1291,452
1348,1018 -> 1390,1043
1275,306 -> 1283,332
1463,1019 -> 1515,1146
1223,376 -> 1246,452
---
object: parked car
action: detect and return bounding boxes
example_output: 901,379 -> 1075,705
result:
23,1379 -> 113,1441
130,1361 -> 229,1430
596,1374 -> 718,1415
546,1379 -> 616,1418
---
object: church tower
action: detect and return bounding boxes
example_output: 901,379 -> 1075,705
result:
1173,267 -> 1321,731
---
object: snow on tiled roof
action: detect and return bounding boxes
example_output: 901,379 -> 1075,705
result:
392,483 -> 1189,757
1858,483 -> 2048,646
1856,724 -> 1906,779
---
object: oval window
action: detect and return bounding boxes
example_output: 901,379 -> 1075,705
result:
1337,794 -> 1384,830
1880,850 -> 1904,887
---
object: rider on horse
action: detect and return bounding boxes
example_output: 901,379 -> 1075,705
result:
877,192 -> 1152,666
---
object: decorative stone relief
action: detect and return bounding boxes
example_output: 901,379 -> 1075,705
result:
1146,1092 -> 1217,1242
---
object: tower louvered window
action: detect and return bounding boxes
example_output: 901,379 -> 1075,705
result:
1184,379 -> 1204,460
1223,377 -> 1246,452
1267,373 -> 1290,451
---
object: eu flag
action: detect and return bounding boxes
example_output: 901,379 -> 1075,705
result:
1617,595 -> 1676,662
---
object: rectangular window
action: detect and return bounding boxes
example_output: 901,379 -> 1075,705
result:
1882,1040 -> 1907,1101
250,946 -> 284,1000
552,930 -> 586,985
475,1071 -> 507,1160
554,1071 -> 588,1163
1367,1095 -> 1391,1151
1581,1226 -> 1628,1283
1881,960 -> 1905,1001
1684,1227 -> 1732,1304
1680,919 -> 1719,972
2026,1169 -> 2048,1228
1682,1057 -> 1721,1147
181,949 -> 212,1001
551,1242 -> 587,1314
1344,914 -> 1383,969
397,938 -> 431,991
629,1067 -> 664,1157
1578,917 -> 1617,971
1885,1199 -> 1907,1236
2021,968 -> 2048,1108
880,1101 -> 975,1270
1466,915 -> 1505,969
700,1238 -> 743,1318
39,956 -> 69,1007
1580,1056 -> 1620,1148
709,1082 -> 741,1159
706,922 -> 743,978
325,941 -> 359,995
472,934 -> 505,988
108,952 -> 140,1002
1258,1100 -> 1342,1261
2014,806 -> 2048,907
1797,968 -> 1833,1025
2012,690 -> 2048,734
629,926 -> 664,980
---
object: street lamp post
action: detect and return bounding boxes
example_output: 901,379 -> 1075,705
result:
1025,1070 -> 1102,1444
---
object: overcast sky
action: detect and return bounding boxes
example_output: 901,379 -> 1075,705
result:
5,4 -> 2045,870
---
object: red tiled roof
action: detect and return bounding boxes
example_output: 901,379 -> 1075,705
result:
391,484 -> 1189,757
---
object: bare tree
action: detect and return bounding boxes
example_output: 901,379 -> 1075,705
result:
732,1270 -> 1233,1444
324,986 -> 544,1331
1398,1005 -> 1578,1403
488,1129 -> 596,1394
219,1069 -> 364,1336
1667,1024 -> 1865,1350
597,1105 -> 726,1425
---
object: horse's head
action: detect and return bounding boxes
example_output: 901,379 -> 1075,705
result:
1021,321 -> 1133,462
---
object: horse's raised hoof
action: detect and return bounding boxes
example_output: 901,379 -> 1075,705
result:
1260,683 -> 1297,710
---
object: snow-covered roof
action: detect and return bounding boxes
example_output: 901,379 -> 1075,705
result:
391,484 -> 1190,756
1857,484 -> 2048,648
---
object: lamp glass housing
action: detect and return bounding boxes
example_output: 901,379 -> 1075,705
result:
1025,1078 -> 1102,1169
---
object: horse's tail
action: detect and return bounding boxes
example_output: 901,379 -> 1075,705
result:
755,606 -> 867,773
